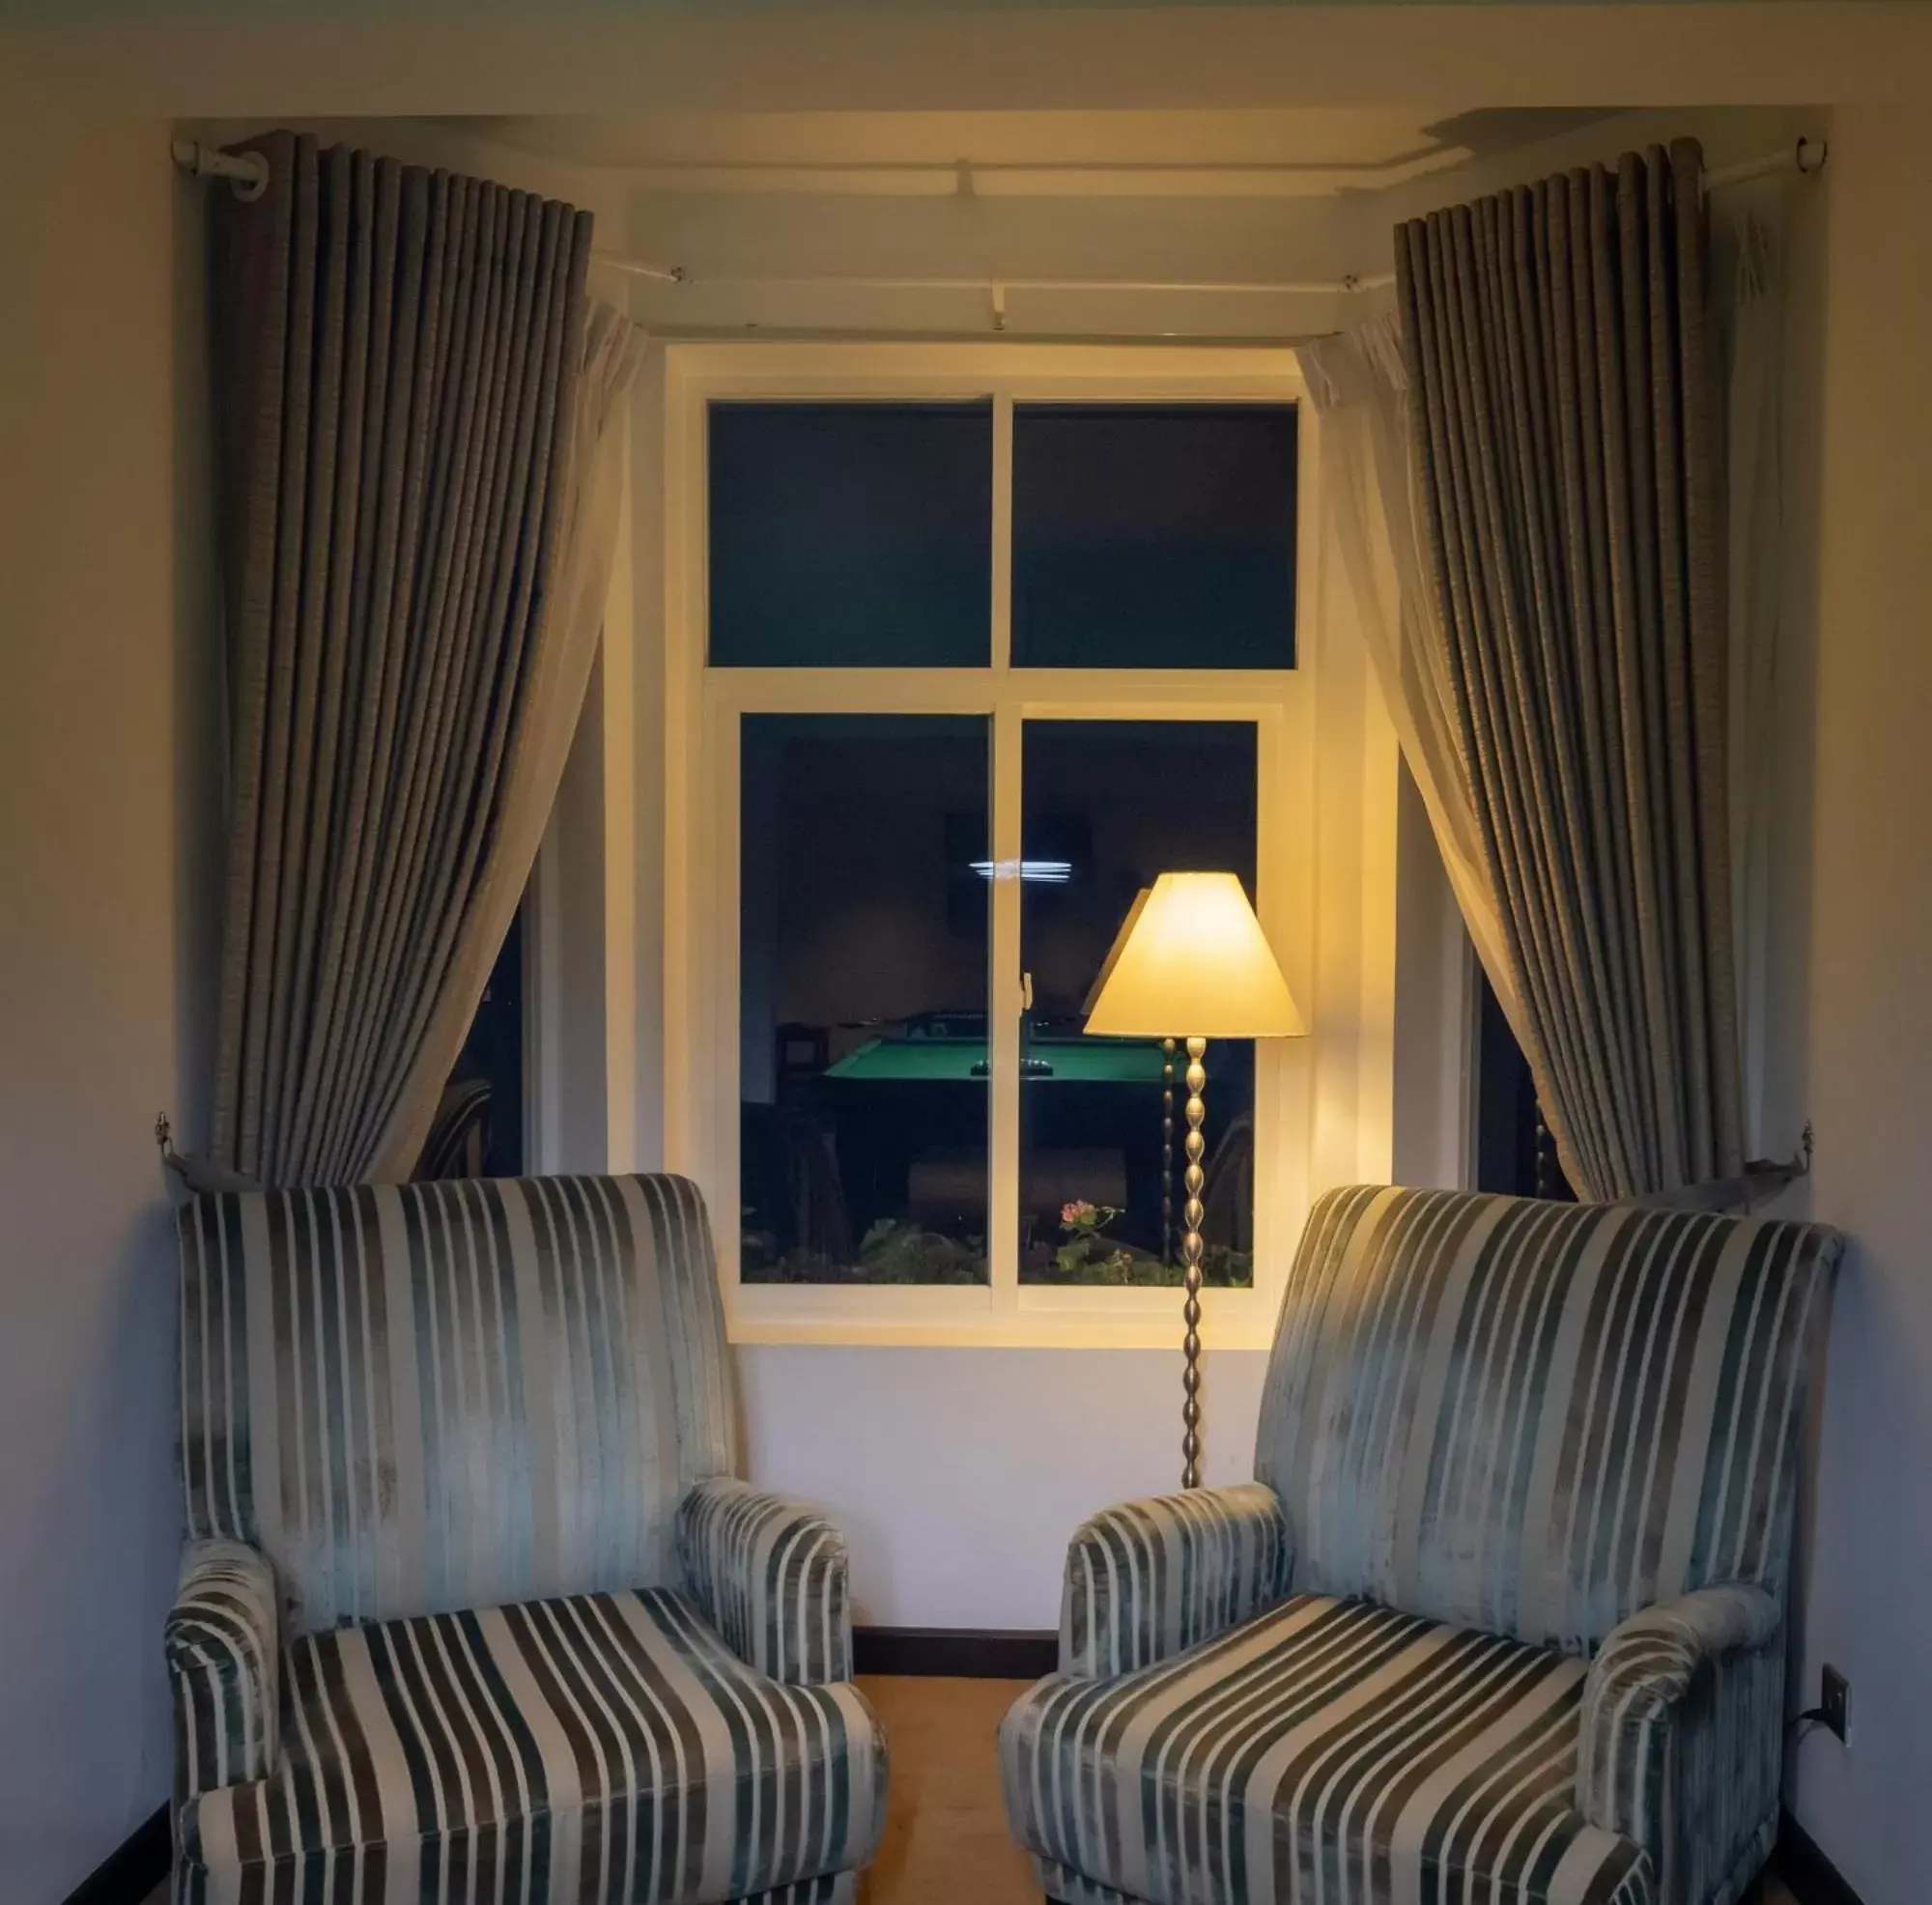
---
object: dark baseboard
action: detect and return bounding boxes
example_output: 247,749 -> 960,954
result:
62,1804 -> 169,1905
1774,1806 -> 1865,1905
854,1626 -> 1057,1679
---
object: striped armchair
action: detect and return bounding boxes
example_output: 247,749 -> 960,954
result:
1000,1185 -> 1841,1905
169,1174 -> 886,1905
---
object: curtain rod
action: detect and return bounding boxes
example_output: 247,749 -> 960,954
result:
1703,134 -> 1828,193
173,132 -> 1825,286
591,137 -> 1826,305
589,261 -> 1395,318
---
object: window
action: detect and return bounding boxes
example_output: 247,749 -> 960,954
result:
709,402 -> 992,667
1013,405 -> 1297,669
740,714 -> 991,1284
1018,721 -> 1259,1286
664,344 -> 1349,1350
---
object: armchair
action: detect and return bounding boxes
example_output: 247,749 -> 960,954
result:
169,1174 -> 886,1905
1000,1184 -> 1840,1905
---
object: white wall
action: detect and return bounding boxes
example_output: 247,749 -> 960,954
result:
0,115 -> 199,1899
740,1346 -> 1268,1628
1778,106 -> 1932,1905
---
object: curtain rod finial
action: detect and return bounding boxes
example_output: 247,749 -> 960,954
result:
171,139 -> 269,202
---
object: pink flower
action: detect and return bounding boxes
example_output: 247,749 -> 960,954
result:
1062,1200 -> 1096,1225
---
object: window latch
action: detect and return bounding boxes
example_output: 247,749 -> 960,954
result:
1020,971 -> 1035,1014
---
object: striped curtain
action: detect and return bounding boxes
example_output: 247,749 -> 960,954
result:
1395,139 -> 1746,1202
206,131 -> 635,1186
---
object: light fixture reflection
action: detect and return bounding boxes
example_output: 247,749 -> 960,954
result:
969,859 -> 1074,884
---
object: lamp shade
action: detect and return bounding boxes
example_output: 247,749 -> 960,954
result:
1084,871 -> 1306,1039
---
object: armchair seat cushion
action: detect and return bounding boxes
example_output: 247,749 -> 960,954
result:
1001,1593 -> 1651,1905
179,1587 -> 887,1905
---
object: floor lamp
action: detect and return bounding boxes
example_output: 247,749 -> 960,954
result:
1084,872 -> 1305,1488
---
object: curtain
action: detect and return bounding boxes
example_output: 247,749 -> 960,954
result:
206,130 -> 638,1185
1366,137 -> 1744,1202
369,301 -> 646,1179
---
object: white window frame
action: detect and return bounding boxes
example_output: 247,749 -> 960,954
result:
661,340 -> 1385,1351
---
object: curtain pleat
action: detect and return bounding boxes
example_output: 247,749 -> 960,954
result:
1392,138 -> 1745,1201
368,303 -> 647,1180
208,131 -> 609,1185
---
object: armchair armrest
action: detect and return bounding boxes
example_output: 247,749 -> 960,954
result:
1577,1584 -> 1784,1896
677,1476 -> 853,1686
165,1539 -> 280,1799
1060,1482 -> 1293,1679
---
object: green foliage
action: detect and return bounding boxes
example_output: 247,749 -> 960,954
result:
742,1215 -> 1249,1291
855,1217 -> 988,1286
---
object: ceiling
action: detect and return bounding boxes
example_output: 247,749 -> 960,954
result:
443,105 -> 1616,198
392,101 -> 1798,342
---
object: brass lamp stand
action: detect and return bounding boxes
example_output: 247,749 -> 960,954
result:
1084,873 -> 1305,1488
1161,1037 -> 1177,1267
1179,1035 -> 1208,1484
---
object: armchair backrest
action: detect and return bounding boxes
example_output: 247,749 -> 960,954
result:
1256,1185 -> 1840,1654
178,1174 -> 737,1634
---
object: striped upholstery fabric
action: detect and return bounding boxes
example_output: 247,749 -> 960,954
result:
1001,1185 -> 1840,1905
178,1175 -> 736,1629
171,1175 -> 885,1904
1060,1483 -> 1292,1680
168,1541 -> 281,1801
1003,1593 -> 1651,1905
177,1588 -> 886,1905
679,1478 -> 853,1686
1577,1586 -> 1783,1904
1257,1188 -> 1839,1655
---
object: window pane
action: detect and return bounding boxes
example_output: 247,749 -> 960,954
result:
1018,721 -> 1258,1287
710,402 -> 993,667
740,714 -> 990,1283
1012,404 -> 1297,669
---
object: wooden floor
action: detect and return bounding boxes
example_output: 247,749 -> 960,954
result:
859,1676 -> 1038,1904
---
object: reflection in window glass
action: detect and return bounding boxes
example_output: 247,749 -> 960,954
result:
1018,721 -> 1258,1287
1012,404 -> 1297,669
740,715 -> 990,1283
710,402 -> 993,667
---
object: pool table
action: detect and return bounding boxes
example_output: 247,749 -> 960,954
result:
824,1032 -> 1168,1083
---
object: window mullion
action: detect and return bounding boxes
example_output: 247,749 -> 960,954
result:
986,391 -> 1020,1305
991,390 -> 1014,673
987,711 -> 1023,1307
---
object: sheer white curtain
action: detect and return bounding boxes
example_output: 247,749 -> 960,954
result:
1297,316 -> 1531,1058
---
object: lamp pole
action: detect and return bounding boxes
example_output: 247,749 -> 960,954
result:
1179,1036 -> 1208,1487
1160,1037 -> 1177,1265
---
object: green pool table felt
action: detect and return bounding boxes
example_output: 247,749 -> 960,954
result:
823,1034 -> 1168,1084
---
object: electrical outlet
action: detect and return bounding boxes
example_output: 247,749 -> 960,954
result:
1820,1664 -> 1850,1744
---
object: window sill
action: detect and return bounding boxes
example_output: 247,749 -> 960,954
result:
725,1283 -> 1280,1352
